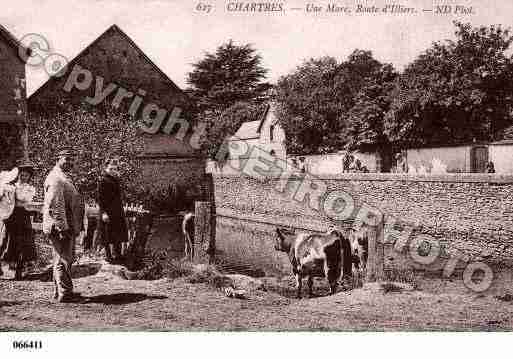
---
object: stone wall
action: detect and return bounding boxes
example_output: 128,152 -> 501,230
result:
213,173 -> 513,278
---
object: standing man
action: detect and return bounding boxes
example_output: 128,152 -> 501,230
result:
42,149 -> 84,303
97,157 -> 128,264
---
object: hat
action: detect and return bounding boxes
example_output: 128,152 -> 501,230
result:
56,148 -> 75,159
16,159 -> 35,171
0,168 -> 19,185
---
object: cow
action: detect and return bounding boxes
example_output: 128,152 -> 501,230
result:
274,227 -> 353,298
182,212 -> 195,260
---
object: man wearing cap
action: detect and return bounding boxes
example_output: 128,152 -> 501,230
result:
42,149 -> 84,302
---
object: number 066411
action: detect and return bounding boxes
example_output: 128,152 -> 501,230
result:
12,341 -> 42,350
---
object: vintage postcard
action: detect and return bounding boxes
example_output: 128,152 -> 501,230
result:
0,0 -> 512,356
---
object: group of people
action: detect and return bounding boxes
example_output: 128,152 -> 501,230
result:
0,149 -> 129,303
342,153 -> 369,173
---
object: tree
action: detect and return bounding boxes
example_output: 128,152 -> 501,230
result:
27,107 -> 145,203
385,22 -> 513,148
275,51 -> 393,154
345,63 -> 397,154
201,102 -> 267,159
186,40 -> 271,113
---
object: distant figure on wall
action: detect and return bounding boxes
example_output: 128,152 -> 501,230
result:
342,153 -> 354,173
486,161 -> 496,173
298,157 -> 307,173
97,157 -> 128,264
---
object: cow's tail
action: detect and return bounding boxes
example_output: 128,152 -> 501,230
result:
339,232 -> 353,280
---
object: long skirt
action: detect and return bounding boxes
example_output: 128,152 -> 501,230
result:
97,216 -> 128,245
0,206 -> 37,263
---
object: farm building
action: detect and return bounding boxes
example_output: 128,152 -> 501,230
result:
206,102 -> 286,175
0,24 -> 28,170
27,24 -> 205,206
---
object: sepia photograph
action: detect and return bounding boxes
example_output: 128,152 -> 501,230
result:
1,0 -> 513,353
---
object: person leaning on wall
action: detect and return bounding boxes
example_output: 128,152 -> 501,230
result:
486,161 -> 496,173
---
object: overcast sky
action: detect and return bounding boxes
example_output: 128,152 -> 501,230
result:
1,0 -> 511,96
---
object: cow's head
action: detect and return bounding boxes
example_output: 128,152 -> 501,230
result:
275,228 -> 294,252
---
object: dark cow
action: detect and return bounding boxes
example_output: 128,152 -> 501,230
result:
275,227 -> 353,298
182,212 -> 195,260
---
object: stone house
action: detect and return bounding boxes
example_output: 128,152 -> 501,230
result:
0,24 -> 28,170
27,24 -> 206,210
206,102 -> 286,175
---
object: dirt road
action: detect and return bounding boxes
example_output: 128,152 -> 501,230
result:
1,271 -> 512,331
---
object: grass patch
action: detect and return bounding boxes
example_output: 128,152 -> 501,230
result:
383,267 -> 420,290
381,282 -> 404,294
186,265 -> 232,288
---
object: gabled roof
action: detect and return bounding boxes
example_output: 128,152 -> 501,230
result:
29,24 -> 186,100
232,103 -> 278,140
0,24 -> 28,60
256,104 -> 271,133
232,120 -> 260,140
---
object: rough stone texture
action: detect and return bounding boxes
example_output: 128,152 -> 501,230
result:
213,174 -> 513,277
0,28 -> 27,170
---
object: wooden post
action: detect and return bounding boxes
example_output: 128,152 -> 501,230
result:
366,214 -> 385,282
194,201 -> 215,263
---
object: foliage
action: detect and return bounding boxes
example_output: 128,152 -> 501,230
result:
186,40 -> 271,157
0,122 -> 24,171
186,40 -> 271,113
201,102 -> 268,159
276,51 -> 394,154
345,64 -> 397,153
385,21 -> 513,148
27,106 -> 145,203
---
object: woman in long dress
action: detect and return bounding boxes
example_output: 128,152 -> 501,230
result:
0,162 -> 37,280
97,158 -> 128,264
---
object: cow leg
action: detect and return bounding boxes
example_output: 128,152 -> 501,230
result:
294,273 -> 302,299
307,276 -> 314,297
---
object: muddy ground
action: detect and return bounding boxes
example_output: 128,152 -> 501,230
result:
1,262 -> 513,331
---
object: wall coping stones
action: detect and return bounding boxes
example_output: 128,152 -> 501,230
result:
213,172 -> 513,184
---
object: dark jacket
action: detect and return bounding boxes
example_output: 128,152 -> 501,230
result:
97,173 -> 127,244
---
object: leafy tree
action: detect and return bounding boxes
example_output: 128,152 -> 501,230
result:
345,64 -> 397,154
201,102 -> 267,159
186,40 -> 271,113
275,51 -> 392,154
385,21 -> 513,147
27,107 -> 145,204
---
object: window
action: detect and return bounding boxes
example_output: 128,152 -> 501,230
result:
270,125 -> 275,141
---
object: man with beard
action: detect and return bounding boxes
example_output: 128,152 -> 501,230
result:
97,157 -> 128,264
42,149 -> 84,303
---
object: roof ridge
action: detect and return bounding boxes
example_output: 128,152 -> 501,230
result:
29,24 -> 187,101
0,23 -> 28,59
